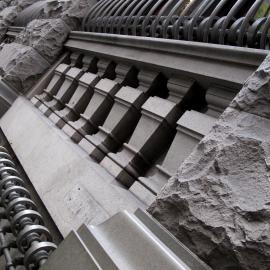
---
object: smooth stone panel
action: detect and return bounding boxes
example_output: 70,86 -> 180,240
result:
206,85 -> 238,118
0,97 -> 145,237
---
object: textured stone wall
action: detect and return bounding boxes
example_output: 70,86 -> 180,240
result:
148,55 -> 270,270
0,0 -> 97,93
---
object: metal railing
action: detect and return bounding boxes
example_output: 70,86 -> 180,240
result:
82,0 -> 270,49
0,146 -> 56,270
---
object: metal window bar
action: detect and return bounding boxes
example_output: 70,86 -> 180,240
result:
82,0 -> 270,49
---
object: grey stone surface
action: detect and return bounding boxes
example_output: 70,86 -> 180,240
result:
101,97 -> 177,187
79,85 -> 146,162
11,0 -> 36,11
15,19 -> 71,64
0,2 -> 8,12
42,210 -> 211,270
148,55 -> 270,270
0,97 -> 145,237
138,110 -> 216,198
0,6 -> 18,23
49,72 -> 99,128
0,43 -> 50,92
40,67 -> 83,115
63,78 -> 120,142
230,54 -> 270,119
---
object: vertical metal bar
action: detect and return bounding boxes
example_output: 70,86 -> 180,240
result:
202,0 -> 229,42
260,15 -> 270,48
115,0 -> 141,34
219,0 -> 246,44
131,0 -> 156,36
141,0 -> 166,36
124,0 -> 148,35
237,0 -> 264,46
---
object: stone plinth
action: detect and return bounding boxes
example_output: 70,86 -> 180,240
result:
79,86 -> 145,161
49,72 -> 99,128
39,67 -> 83,116
62,78 -> 120,142
101,97 -> 178,187
31,63 -> 71,107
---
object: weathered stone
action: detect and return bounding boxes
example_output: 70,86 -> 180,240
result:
231,54 -> 270,120
0,20 -> 7,42
10,0 -> 36,11
0,2 -> 8,12
42,0 -> 72,19
63,0 -> 97,20
148,55 -> 270,270
15,19 -> 70,63
0,6 -> 18,24
0,43 -> 50,92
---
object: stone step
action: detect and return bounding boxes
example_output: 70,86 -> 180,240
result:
42,209 -> 211,270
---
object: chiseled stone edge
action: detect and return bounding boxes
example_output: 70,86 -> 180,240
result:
148,54 -> 270,270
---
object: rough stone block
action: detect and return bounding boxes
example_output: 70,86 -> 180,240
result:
0,43 -> 50,93
15,19 -> 71,63
149,107 -> 270,269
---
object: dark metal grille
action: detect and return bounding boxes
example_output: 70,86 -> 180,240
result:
0,146 -> 56,270
82,0 -> 270,49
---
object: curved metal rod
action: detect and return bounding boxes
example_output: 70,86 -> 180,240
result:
98,0 -> 123,33
161,0 -> 186,38
109,0 -> 132,33
90,0 -> 115,32
219,0 -> 246,44
237,0 -> 264,47
131,0 -> 156,36
180,0 -> 201,16
123,0 -> 149,35
115,0 -> 142,34
247,17 -> 266,48
186,0 -> 213,40
82,0 -> 106,31
227,17 -> 245,45
260,15 -> 270,49
141,0 -> 166,36
202,0 -> 229,42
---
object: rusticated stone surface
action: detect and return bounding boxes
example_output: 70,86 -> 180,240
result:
0,43 -> 50,92
10,0 -> 36,11
0,6 -> 18,23
0,2 -> 8,12
231,55 -> 270,119
15,19 -> 70,63
148,55 -> 270,270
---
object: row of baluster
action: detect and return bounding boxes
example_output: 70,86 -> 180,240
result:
31,52 -> 238,205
